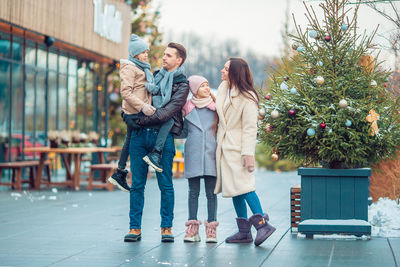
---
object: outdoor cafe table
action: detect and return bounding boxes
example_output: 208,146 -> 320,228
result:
24,147 -> 117,190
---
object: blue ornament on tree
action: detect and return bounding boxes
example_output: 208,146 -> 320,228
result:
297,46 -> 304,53
309,30 -> 318,39
317,61 -> 323,66
109,92 -> 119,102
385,77 -> 390,82
280,82 -> 289,90
307,128 -> 316,136
290,88 -> 297,94
341,24 -> 348,31
345,120 -> 352,127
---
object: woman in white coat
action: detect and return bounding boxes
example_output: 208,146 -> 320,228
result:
215,57 -> 275,246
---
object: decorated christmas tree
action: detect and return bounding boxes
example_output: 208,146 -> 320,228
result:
258,0 -> 400,169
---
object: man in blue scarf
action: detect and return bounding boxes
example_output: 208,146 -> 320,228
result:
124,42 -> 189,243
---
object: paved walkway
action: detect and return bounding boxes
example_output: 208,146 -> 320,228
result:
0,170 -> 398,266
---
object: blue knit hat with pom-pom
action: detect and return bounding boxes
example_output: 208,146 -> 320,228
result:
128,34 -> 149,59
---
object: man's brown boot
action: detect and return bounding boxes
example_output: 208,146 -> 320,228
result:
124,228 -> 141,242
161,227 -> 174,242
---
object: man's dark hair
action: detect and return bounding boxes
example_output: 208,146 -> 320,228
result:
167,42 -> 187,66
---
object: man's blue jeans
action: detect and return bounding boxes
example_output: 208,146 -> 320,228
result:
129,128 -> 176,229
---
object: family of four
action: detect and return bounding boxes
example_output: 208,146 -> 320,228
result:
107,34 -> 275,246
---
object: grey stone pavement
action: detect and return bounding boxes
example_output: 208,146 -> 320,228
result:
0,170 -> 399,267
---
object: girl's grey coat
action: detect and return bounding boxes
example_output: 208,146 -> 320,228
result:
180,107 -> 217,179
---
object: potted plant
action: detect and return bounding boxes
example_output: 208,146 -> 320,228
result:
60,130 -> 70,148
71,131 -> 81,146
88,131 -> 100,146
79,132 -> 88,144
48,130 -> 60,148
257,0 -> 400,237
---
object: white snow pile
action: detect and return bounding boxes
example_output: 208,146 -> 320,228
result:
297,233 -> 369,240
369,197 -> 400,237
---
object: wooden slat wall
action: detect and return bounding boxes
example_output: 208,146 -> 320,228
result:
0,0 -> 130,61
0,0 -> 10,21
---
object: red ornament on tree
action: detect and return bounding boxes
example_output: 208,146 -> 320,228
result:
289,109 -> 295,116
320,122 -> 326,129
285,76 -> 290,81
265,94 -> 271,100
325,36 -> 331,42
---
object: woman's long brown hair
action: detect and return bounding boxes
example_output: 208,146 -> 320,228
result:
227,57 -> 259,104
210,93 -> 219,135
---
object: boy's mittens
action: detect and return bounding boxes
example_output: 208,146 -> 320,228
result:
142,104 -> 156,116
123,114 -> 141,129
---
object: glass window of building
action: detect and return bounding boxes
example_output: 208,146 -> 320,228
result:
86,66 -> 94,132
37,46 -> 47,69
68,58 -> 78,130
25,41 -> 36,66
0,60 -> 10,162
68,75 -> 77,130
77,61 -> 87,131
59,54 -> 68,74
48,71 -> 57,131
48,49 -> 57,71
69,58 -> 77,75
10,62 -> 24,161
58,74 -> 68,130
25,66 -> 36,138
0,31 -> 10,59
36,71 -> 46,146
12,36 -> 23,62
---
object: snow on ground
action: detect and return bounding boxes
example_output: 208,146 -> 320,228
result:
297,233 -> 370,240
369,197 -> 400,238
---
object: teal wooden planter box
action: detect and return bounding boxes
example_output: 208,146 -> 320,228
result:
298,167 -> 371,237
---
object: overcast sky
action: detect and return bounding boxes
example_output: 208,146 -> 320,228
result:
152,0 -> 397,68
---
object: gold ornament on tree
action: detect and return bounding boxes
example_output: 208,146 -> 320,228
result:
315,76 -> 325,85
271,153 -> 279,161
358,54 -> 374,74
339,99 -> 348,108
366,109 -> 380,136
258,107 -> 266,120
271,110 -> 280,119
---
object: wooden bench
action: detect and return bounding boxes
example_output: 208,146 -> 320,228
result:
0,161 -> 51,191
106,155 -> 120,163
87,163 -> 117,191
290,184 -> 301,231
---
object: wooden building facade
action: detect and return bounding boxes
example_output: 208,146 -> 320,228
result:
0,0 -> 131,162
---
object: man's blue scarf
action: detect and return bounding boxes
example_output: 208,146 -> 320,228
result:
145,66 -> 185,108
